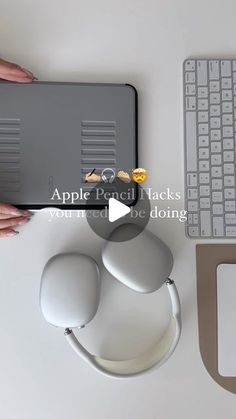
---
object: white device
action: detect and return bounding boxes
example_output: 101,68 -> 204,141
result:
183,58 -> 236,238
217,263 -> 236,377
40,224 -> 181,378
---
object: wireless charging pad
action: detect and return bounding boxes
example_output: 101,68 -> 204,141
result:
0,81 -> 137,209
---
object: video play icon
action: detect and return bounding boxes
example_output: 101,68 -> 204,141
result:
85,179 -> 150,242
108,198 -> 130,222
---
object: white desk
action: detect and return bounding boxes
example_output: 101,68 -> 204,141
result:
0,1 -> 236,418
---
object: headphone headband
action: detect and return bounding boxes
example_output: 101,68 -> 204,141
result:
64,280 -> 181,378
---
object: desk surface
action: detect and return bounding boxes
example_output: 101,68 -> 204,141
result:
1,1 -> 236,418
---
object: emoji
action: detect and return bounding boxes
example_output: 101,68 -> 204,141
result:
101,168 -> 116,183
85,169 -> 101,183
131,168 -> 148,184
117,170 -> 131,183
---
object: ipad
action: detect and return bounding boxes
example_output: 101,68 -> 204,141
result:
0,81 -> 137,209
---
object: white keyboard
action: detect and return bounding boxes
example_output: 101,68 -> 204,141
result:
183,58 -> 236,238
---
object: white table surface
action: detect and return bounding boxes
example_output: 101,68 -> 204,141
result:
1,0 -> 236,418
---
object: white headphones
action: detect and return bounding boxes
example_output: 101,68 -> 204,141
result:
101,168 -> 116,183
40,224 -> 181,378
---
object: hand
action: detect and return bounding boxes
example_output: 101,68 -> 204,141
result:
0,58 -> 35,237
0,58 -> 35,83
0,203 -> 32,238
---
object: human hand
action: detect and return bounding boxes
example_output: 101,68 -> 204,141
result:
0,58 -> 36,83
0,203 -> 32,238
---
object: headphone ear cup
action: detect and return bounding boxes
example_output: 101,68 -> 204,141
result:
109,175 -> 114,183
102,224 -> 173,293
40,253 -> 101,328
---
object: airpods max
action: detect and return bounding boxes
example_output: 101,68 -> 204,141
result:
40,224 -> 181,378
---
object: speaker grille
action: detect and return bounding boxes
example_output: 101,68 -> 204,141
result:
0,118 -> 20,193
81,120 -> 117,190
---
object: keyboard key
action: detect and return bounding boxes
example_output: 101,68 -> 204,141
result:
188,201 -> 198,211
213,217 -> 224,236
186,72 -> 196,83
186,112 -> 197,171
211,130 -> 221,141
197,60 -> 207,85
223,126 -> 233,137
222,90 -> 232,101
209,60 -> 219,80
198,112 -> 208,122
199,173 -> 209,183
233,73 -> 236,83
210,93 -> 220,104
212,179 -> 222,190
187,188 -> 198,199
222,102 -> 232,113
233,61 -> 236,71
211,154 -> 222,165
188,214 -> 193,225
186,84 -> 196,95
223,151 -> 234,161
222,78 -> 232,89
210,117 -> 220,128
225,213 -> 236,224
188,214 -> 193,224
223,138 -> 234,149
211,142 -> 221,152
187,173 -> 197,186
199,161 -> 209,171
226,226 -> 236,236
200,185 -> 210,196
224,163 -> 234,174
225,188 -> 235,199
186,97 -> 196,110
210,81 -> 220,92
193,213 -> 199,224
188,226 -> 199,237
200,197 -> 210,208
198,123 -> 209,134
210,105 -> 220,116
221,60 -> 232,76
199,136 -> 209,146
212,191 -> 223,202
222,114 -> 233,125
225,201 -> 236,212
224,176 -> 235,187
198,99 -> 208,110
185,60 -> 195,71
213,204 -> 223,215
198,87 -> 208,98
211,166 -> 222,177
200,210 -> 211,236
199,148 -> 209,159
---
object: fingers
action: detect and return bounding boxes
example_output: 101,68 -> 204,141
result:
0,216 -> 30,229
0,204 -> 32,237
0,228 -> 19,238
0,203 -> 31,217
0,74 -> 34,83
0,58 -> 36,83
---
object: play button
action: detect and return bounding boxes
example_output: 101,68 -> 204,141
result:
108,198 -> 130,222
85,178 -> 150,242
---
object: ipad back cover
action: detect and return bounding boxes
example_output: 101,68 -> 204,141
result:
0,81 -> 137,209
